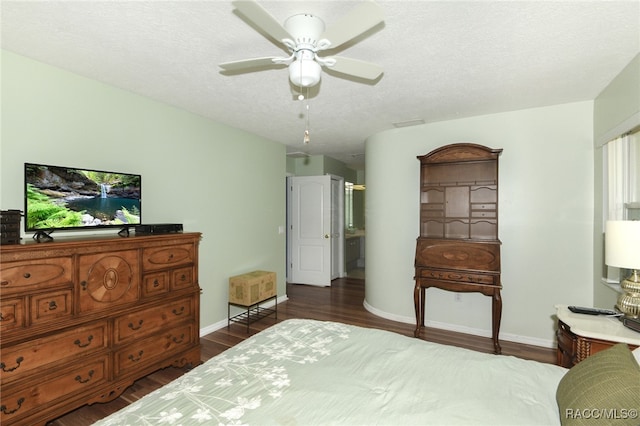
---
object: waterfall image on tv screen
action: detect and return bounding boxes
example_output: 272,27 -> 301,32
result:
24,163 -> 141,232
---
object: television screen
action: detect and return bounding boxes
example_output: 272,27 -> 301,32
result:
24,163 -> 141,234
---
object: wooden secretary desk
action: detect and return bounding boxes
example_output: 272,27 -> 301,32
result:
414,143 -> 503,354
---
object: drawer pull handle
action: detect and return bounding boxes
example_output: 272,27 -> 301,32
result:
23,273 -> 31,279
168,254 -> 174,260
128,350 -> 144,362
172,307 -> 185,316
74,335 -> 94,348
48,301 -> 58,311
128,320 -> 144,330
172,333 -> 185,344
180,274 -> 186,282
153,279 -> 160,287
1,356 -> 24,372
0,313 -> 15,323
75,369 -> 95,384
1,280 -> 9,286
1,397 -> 25,415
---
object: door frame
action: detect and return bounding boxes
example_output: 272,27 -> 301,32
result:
286,174 -> 345,284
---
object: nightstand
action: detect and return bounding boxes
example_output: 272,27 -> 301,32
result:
555,304 -> 640,367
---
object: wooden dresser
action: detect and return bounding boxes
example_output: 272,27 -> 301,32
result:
0,232 -> 201,425
414,143 -> 503,354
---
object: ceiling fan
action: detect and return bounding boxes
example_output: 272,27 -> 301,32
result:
219,1 -> 385,89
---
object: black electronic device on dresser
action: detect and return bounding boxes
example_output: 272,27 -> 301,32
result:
135,223 -> 183,234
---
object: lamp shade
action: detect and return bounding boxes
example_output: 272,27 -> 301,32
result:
605,221 -> 640,269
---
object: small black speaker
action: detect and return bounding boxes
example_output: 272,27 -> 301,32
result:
134,223 -> 183,235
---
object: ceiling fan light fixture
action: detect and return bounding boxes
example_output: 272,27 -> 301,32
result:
289,58 -> 321,87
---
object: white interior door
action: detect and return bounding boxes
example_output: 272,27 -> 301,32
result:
289,175 -> 331,286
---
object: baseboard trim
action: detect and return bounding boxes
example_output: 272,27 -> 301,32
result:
362,300 -> 555,349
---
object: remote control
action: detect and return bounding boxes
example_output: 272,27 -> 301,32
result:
568,306 -> 620,316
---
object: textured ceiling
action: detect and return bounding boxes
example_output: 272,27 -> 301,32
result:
2,1 -> 639,168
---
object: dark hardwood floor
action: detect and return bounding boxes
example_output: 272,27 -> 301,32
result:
48,276 -> 556,425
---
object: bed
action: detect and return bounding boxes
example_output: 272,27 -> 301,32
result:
94,319 -> 640,426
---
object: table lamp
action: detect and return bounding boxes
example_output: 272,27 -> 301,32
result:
605,220 -> 640,318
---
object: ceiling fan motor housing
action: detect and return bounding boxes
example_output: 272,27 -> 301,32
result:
284,14 -> 325,47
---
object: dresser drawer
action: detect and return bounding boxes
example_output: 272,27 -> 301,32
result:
0,257 -> 73,294
172,266 -> 195,290
418,268 -> 497,285
114,323 -> 195,376
114,298 -> 194,344
0,298 -> 25,332
30,289 -> 73,325
556,321 -> 575,350
415,238 -> 500,272
143,244 -> 194,272
471,210 -> 496,218
0,355 -> 108,425
142,271 -> 169,297
1,323 -> 107,384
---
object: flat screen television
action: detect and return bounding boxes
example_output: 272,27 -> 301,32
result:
24,162 -> 141,239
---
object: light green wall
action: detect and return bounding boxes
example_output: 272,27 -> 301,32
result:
594,54 -> 640,146
0,50 -> 286,332
593,54 -> 640,308
287,154 -> 358,183
365,101 -> 594,346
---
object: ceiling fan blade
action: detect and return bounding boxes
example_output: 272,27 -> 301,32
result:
325,56 -> 383,81
232,0 -> 292,43
219,57 -> 286,72
320,1 -> 384,50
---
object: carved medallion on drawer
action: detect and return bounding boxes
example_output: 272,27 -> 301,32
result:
143,244 -> 194,271
30,289 -> 73,325
0,355 -> 108,425
1,323 -> 107,384
0,257 -> 72,294
0,298 -> 25,332
78,250 -> 139,312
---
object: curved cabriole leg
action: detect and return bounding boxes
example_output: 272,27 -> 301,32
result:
414,284 -> 423,337
492,290 -> 503,354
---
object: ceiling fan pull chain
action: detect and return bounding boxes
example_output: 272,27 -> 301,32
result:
303,98 -> 311,145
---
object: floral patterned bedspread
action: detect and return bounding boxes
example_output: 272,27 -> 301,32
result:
95,319 -> 566,425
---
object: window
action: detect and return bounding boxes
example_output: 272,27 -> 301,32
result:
603,128 -> 640,283
604,129 -> 639,221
